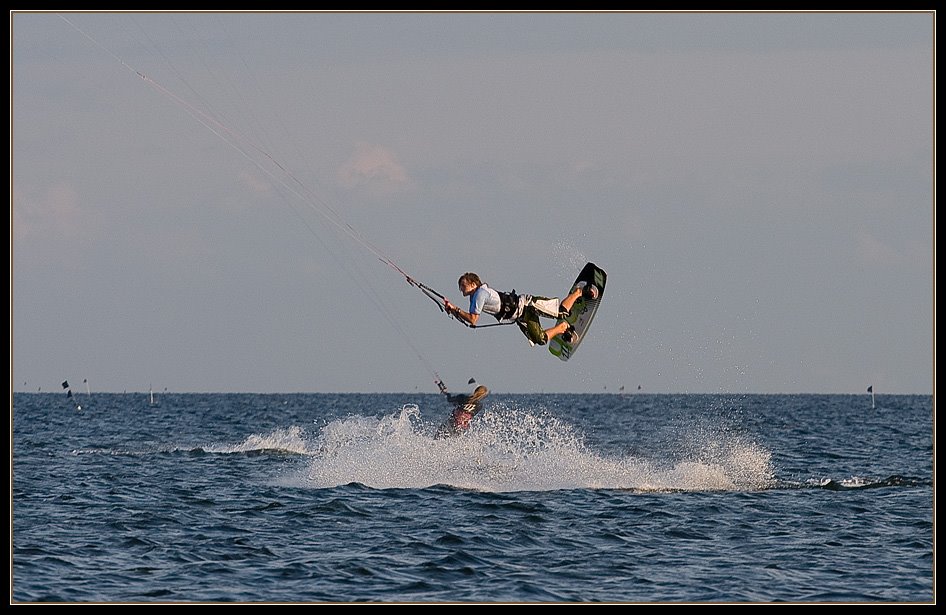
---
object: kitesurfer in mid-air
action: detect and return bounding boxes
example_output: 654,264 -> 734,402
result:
443,273 -> 600,346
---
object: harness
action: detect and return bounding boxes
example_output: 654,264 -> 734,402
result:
494,290 -> 522,322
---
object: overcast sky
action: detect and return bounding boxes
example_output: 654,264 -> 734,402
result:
11,12 -> 934,394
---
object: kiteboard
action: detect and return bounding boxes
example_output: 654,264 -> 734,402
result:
548,262 -> 607,361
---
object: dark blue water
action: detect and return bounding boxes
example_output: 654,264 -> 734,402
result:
12,392 -> 933,603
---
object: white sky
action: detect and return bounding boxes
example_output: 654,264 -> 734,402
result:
11,12 -> 934,393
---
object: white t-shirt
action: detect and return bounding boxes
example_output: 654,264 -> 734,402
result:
469,284 -> 502,316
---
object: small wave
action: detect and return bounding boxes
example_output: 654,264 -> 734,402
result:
70,426 -> 314,458
202,425 -> 313,456
293,403 -> 776,493
806,475 -> 929,491
71,448 -> 132,456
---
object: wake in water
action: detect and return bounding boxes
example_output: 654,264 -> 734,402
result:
63,406 -> 921,493
70,425 -> 315,457
289,403 -> 777,493
202,425 -> 313,456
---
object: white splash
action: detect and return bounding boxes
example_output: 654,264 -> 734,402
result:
204,425 -> 313,455
291,403 -> 775,493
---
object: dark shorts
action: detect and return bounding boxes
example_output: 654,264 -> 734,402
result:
517,295 -> 557,345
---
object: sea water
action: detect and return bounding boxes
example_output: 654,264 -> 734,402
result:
11,392 -> 933,603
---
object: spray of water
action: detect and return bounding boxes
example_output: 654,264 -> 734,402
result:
550,240 -> 587,279
204,425 -> 313,455
290,403 -> 775,492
